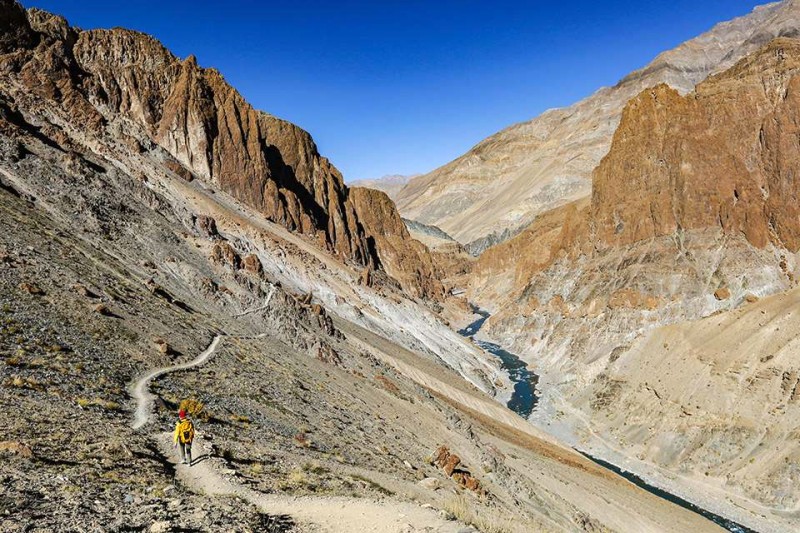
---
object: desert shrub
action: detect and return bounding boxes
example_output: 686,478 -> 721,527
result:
442,495 -> 517,533
76,397 -> 120,410
179,398 -> 205,418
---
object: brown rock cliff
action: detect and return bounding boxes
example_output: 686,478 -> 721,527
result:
0,2 -> 450,301
349,187 -> 445,300
592,38 -> 800,252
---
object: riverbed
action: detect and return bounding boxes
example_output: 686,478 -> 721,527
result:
457,309 -> 539,418
458,307 -> 754,533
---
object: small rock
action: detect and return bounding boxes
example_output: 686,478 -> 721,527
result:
0,441 -> 33,458
19,282 -> 44,295
418,477 -> 441,490
195,215 -> 219,238
167,498 -> 182,509
149,521 -> 171,533
242,254 -> 263,275
94,303 -> 112,316
71,283 -> 98,298
155,339 -> 172,355
745,293 -> 759,303
714,287 -> 731,301
124,493 -> 134,504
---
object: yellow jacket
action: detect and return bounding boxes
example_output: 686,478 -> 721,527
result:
174,418 -> 195,444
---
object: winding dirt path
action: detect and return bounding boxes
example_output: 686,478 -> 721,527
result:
158,433 -> 460,533
131,335 -> 223,430
128,334 -> 461,533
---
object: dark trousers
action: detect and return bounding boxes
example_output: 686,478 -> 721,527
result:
179,441 -> 192,464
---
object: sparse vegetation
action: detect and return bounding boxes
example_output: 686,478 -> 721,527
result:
6,375 -> 42,390
230,413 -> 251,424
302,461 -> 329,475
442,495 -> 519,533
179,397 -> 206,419
277,468 -> 318,492
76,397 -> 121,411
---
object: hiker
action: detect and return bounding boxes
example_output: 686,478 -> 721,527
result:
173,409 -> 195,466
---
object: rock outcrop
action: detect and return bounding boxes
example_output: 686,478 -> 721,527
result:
349,187 -> 445,300
396,0 -> 800,248
430,445 -> 485,496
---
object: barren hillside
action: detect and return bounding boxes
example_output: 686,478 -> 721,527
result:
396,0 -> 800,249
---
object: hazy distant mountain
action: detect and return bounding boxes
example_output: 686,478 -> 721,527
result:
396,0 -> 799,248
349,174 -> 416,200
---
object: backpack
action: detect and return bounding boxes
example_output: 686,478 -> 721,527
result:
177,419 -> 194,444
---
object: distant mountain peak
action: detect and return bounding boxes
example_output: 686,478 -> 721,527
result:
349,174 -> 417,200
395,0 -> 800,249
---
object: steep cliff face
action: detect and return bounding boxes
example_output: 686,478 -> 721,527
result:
0,3 -> 375,267
474,38 -> 800,313
349,187 -> 445,300
593,39 -> 800,252
396,0 -> 800,248
0,1 -> 449,299
75,29 -> 373,266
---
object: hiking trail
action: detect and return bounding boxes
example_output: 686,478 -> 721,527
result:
131,335 -> 223,431
128,334 -> 462,533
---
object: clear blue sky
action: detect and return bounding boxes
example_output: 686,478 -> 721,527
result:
25,0 -> 765,181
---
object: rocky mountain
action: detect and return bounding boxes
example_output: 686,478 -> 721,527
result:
0,3 -> 725,532
462,37 -> 800,532
349,174 -> 415,199
0,4 -> 451,301
395,0 -> 800,248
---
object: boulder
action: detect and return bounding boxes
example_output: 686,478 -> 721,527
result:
417,477 -> 441,490
18,282 -> 43,295
714,287 -> 731,301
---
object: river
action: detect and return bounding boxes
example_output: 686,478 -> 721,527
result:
457,309 -> 539,418
458,307 -> 755,533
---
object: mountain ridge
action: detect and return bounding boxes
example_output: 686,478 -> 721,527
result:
395,0 -> 797,248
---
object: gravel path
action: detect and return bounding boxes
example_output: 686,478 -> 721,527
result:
128,334 -> 462,533
131,335 -> 223,430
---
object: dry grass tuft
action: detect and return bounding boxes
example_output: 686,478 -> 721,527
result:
442,495 -> 521,533
76,397 -> 121,410
179,398 -> 206,419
